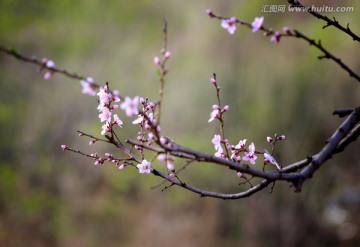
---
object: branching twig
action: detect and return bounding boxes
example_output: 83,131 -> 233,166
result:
0,45 -> 102,86
292,30 -> 360,82
292,0 -> 360,42
207,11 -> 360,83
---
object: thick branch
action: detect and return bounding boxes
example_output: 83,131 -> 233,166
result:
298,108 -> 360,187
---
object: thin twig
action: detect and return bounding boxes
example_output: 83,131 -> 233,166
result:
293,1 -> 360,42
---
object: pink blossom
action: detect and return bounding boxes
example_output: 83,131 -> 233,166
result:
242,143 -> 257,164
144,112 -> 154,129
60,144 -> 68,150
41,59 -> 55,80
164,51 -> 171,59
277,135 -> 286,140
132,115 -> 144,125
109,89 -> 120,103
206,9 -> 214,17
160,137 -> 167,145
234,139 -> 247,150
94,158 -> 104,166
113,114 -> 123,127
283,27 -> 290,34
99,107 -> 112,122
211,134 -> 222,150
45,60 -> 55,68
148,102 -> 155,109
120,96 -> 139,117
231,151 -> 241,162
110,104 -> 119,110
264,150 -> 281,170
208,109 -> 220,122
214,146 -> 224,158
212,104 -> 220,110
237,171 -> 243,178
118,163 -> 127,170
101,122 -> 111,135
148,133 -> 155,143
157,154 -> 167,161
251,16 -> 264,32
157,153 -> 176,170
43,71 -> 53,80
270,31 -> 281,44
221,17 -> 237,34
167,162 -> 175,171
154,56 -> 161,65
97,87 -> 112,105
156,125 -> 161,133
137,160 -> 151,174
222,105 -> 229,112
267,136 -> 273,143
80,77 -> 97,96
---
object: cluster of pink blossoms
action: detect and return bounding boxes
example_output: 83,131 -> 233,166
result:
97,84 -> 122,135
207,10 -> 289,44
211,133 -> 285,168
208,104 -> 229,123
208,75 -> 285,169
131,97 -> 158,143
220,16 -> 264,35
211,135 -> 258,164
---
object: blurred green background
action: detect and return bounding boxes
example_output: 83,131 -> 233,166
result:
0,0 -> 359,246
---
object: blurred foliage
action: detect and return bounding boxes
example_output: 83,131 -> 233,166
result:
0,0 -> 359,246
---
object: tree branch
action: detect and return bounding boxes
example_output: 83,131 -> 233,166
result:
292,1 -> 360,42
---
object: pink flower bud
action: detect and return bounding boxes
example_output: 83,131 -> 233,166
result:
277,135 -> 286,140
148,132 -> 155,140
43,72 -> 53,80
164,51 -> 171,59
160,137 -> 167,145
60,145 -> 68,150
222,105 -> 229,112
45,60 -> 55,68
119,163 -> 127,170
167,162 -> 175,171
154,56 -> 161,65
212,104 -> 220,110
206,9 -> 213,16
94,158 -> 104,166
266,137 -> 273,143
210,77 -> 216,84
282,27 -> 290,34
156,125 -> 161,133
149,102 -> 155,109
270,31 -> 281,44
